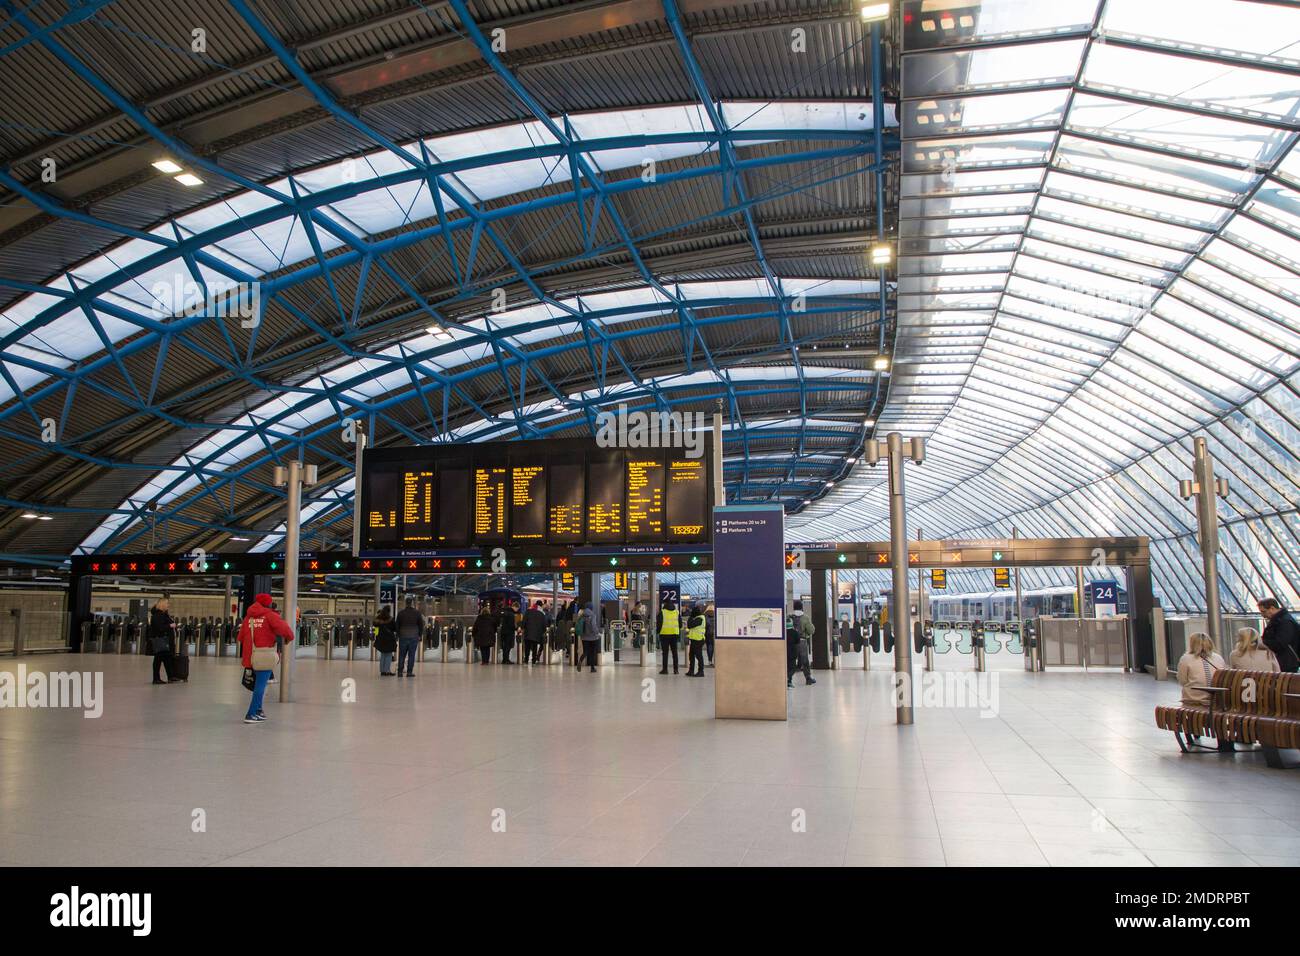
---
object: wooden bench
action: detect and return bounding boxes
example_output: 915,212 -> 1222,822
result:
1154,668 -> 1300,769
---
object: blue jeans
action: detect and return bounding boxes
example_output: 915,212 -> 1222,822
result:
247,669 -> 270,718
398,637 -> 419,675
379,651 -> 394,673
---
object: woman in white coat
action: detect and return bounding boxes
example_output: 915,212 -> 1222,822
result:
1176,633 -> 1233,752
1228,627 -> 1279,672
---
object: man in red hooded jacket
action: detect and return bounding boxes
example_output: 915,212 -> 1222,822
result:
238,593 -> 294,723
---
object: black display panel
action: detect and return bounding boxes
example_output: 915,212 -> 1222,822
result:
359,437 -> 712,553
625,453 -> 665,543
586,453 -> 624,543
436,465 -> 470,546
509,455 -> 546,542
666,455 -> 708,541
365,470 -> 400,547
547,458 -> 585,544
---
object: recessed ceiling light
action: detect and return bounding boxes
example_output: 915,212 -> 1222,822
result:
37,515 -> 53,521
873,356 -> 891,371
230,536 -> 249,542
174,173 -> 204,187
860,2 -> 889,22
21,512 -> 39,519
152,159 -> 183,174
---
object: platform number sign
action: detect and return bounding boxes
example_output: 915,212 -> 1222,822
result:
993,567 -> 1011,589
930,569 -> 947,590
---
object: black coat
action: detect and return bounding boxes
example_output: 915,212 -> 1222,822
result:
374,618 -> 397,654
498,609 -> 518,649
147,608 -> 174,655
472,613 -> 496,648
523,608 -> 547,642
1262,609 -> 1300,672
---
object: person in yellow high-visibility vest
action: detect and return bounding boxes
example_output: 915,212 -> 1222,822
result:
685,605 -> 708,676
657,598 -> 680,675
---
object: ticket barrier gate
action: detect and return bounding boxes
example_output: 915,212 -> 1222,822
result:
972,621 -> 987,672
547,621 -> 573,665
915,620 -> 935,671
102,618 -> 121,654
217,618 -> 238,657
1038,616 -> 1131,670
609,622 -> 634,664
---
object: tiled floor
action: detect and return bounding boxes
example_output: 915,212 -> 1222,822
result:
2,654 -> 1298,866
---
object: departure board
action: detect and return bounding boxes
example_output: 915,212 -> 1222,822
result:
365,470 -> 400,547
586,456 -> 624,543
547,462 -> 584,543
436,466 -> 469,545
666,456 -> 708,540
473,465 -> 507,541
510,463 -> 546,541
359,438 -> 712,553
625,456 -> 665,542
402,469 -> 435,542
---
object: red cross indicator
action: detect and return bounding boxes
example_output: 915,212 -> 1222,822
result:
455,559 -> 466,569
661,556 -> 672,567
407,559 -> 418,570
876,553 -> 889,564
432,559 -> 442,570
361,560 -> 371,570
557,557 -> 568,568
909,553 -> 919,564
785,553 -> 797,566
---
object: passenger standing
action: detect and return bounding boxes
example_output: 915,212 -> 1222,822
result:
147,597 -> 176,684
523,601 -> 547,664
1230,627 -> 1280,671
499,601 -> 519,665
238,593 -> 294,723
395,597 -> 423,677
374,606 -> 397,676
1257,598 -> 1300,672
472,606 -> 495,665
575,603 -> 598,672
685,604 -> 707,677
657,598 -> 680,675
792,600 -> 815,685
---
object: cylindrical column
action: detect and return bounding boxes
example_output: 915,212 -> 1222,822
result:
649,570 -> 659,668
914,527 -> 925,674
829,568 -> 839,670
351,425 -> 366,556
279,459 -> 302,703
887,433 -> 914,725
1076,566 -> 1085,619
1194,437 -> 1223,647
711,409 -> 724,507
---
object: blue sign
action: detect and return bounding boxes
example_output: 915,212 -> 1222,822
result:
1088,581 -> 1117,604
380,586 -> 396,606
713,505 -> 785,639
658,583 -> 681,608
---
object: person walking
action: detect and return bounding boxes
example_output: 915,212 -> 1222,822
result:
395,597 -> 423,677
657,597 -> 680,675
685,604 -> 707,677
238,593 -> 294,724
498,600 -> 519,664
472,605 -> 496,665
791,600 -> 815,686
523,600 -> 547,664
1258,598 -> 1300,672
575,603 -> 598,672
374,606 -> 397,676
147,597 -> 176,684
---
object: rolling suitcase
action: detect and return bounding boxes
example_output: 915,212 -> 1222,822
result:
169,651 -> 189,682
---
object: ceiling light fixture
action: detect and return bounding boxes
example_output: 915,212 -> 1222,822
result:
152,159 -> 183,174
871,244 -> 892,266
174,173 -> 204,187
873,355 -> 891,371
860,2 -> 890,22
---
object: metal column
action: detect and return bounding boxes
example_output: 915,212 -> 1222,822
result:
350,424 -> 366,556
887,433 -> 914,725
915,528 -> 926,672
809,567 -> 830,669
1192,436 -> 1225,647
279,460 -> 303,703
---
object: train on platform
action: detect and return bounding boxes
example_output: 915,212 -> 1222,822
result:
926,585 -> 1128,623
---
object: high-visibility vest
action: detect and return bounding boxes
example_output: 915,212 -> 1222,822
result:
659,608 -> 679,635
686,617 -> 706,642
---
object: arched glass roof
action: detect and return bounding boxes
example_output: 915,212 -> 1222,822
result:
791,0 -> 1300,613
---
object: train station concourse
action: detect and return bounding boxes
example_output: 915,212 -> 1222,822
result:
2,0 -> 1300,905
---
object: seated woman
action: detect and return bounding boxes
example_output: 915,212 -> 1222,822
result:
1228,626 -> 1279,672
1176,633 -> 1232,752
1177,633 -> 1227,705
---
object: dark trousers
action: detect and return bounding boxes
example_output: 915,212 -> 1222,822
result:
152,651 -> 170,682
524,639 -> 542,663
580,639 -> 599,670
705,635 -> 714,663
788,640 -> 812,683
478,645 -> 492,664
659,637 -> 679,673
687,640 -> 705,675
398,637 -> 419,675
500,641 -> 514,663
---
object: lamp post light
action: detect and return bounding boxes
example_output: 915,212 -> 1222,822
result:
865,432 -> 926,724
1179,437 -> 1229,649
